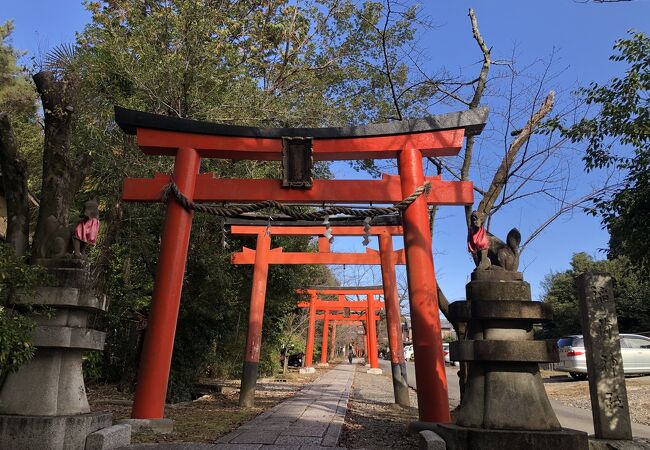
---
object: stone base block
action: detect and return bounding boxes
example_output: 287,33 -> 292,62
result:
0,348 -> 90,415
419,430 -> 447,449
32,259 -> 93,289
317,363 -> 330,367
85,423 -> 132,450
367,368 -> 383,375
410,422 -> 589,450
589,438 -> 650,450
115,418 -> 173,434
0,412 -> 112,450
299,367 -> 316,374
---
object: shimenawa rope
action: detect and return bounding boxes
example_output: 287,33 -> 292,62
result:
161,180 -> 431,220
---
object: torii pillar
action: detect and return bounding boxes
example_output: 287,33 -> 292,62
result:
378,232 -> 410,405
399,147 -> 450,422
329,322 -> 337,360
131,147 -> 200,419
366,291 -> 381,373
239,231 -> 271,407
303,292 -> 318,374
319,312 -> 330,366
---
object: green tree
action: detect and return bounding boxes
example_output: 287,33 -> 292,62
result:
70,0 -> 427,399
0,23 -> 45,382
0,20 -> 41,164
560,31 -> 650,274
540,252 -> 650,339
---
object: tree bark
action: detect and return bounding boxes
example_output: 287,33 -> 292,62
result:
93,203 -> 123,289
31,71 -> 89,256
0,113 -> 30,257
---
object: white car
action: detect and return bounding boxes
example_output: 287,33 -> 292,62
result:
557,334 -> 650,380
402,344 -> 455,365
443,342 -> 456,366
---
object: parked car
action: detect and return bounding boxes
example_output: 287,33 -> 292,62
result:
287,353 -> 304,367
403,345 -> 414,361
443,342 -> 456,366
557,334 -> 650,380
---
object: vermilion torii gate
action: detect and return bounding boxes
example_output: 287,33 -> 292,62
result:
316,312 -> 381,365
297,287 -> 384,371
117,106 -> 486,423
311,311 -> 378,364
229,220 -> 410,406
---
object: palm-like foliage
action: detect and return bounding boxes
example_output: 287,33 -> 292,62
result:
43,43 -> 77,77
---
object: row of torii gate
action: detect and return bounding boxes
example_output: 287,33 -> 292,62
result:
296,286 -> 384,373
116,105 -> 487,423
229,221 -> 409,406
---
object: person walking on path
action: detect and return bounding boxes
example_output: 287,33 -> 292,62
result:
348,344 -> 354,364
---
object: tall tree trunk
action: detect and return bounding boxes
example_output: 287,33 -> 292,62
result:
0,113 -> 30,257
31,71 -> 89,257
93,203 -> 123,288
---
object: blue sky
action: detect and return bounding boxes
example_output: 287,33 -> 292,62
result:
2,1 -> 648,304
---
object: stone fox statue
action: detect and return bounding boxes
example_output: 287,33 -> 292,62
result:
37,200 -> 100,259
467,210 -> 521,271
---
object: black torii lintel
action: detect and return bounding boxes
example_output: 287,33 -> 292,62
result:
114,106 -> 488,138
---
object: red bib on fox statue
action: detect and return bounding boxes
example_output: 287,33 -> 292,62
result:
72,200 -> 100,257
467,223 -> 489,253
74,217 -> 99,244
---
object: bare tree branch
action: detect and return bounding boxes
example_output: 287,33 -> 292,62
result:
461,8 -> 492,226
519,184 -> 618,254
477,90 -> 555,217
381,0 -> 403,120
426,156 -> 488,196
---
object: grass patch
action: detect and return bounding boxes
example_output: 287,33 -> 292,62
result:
88,370 -> 320,443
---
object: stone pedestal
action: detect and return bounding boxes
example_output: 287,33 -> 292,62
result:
436,271 -> 588,449
0,260 -> 124,450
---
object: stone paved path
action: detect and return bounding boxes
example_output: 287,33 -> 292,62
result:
121,363 -> 355,450
214,363 -> 354,449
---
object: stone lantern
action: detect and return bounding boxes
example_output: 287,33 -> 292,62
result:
0,259 -> 130,450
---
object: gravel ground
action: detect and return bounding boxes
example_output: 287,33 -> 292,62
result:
341,367 -> 650,448
340,364 -> 421,449
543,372 -> 650,426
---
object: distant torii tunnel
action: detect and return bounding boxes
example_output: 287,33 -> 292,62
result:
230,220 -> 410,407
118,106 -> 486,422
313,311 -> 381,365
297,286 -> 384,372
